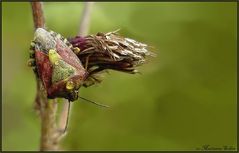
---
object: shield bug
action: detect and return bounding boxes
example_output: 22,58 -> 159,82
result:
29,28 -> 88,101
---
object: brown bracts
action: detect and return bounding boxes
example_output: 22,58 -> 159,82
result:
69,30 -> 155,87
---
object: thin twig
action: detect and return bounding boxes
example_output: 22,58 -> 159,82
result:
58,100 -> 71,133
31,2 -> 45,29
58,2 -> 94,134
78,2 -> 94,36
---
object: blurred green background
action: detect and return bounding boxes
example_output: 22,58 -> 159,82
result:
2,2 -> 237,151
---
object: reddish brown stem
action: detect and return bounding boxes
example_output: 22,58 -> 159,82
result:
31,2 -> 59,151
31,2 -> 45,29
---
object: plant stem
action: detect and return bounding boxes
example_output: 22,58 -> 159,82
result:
40,99 -> 58,150
58,100 -> 71,133
31,2 -> 45,29
31,2 -> 60,151
78,2 -> 94,36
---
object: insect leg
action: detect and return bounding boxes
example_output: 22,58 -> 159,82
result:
28,41 -> 38,76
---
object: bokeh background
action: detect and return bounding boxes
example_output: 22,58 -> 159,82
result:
2,2 -> 237,151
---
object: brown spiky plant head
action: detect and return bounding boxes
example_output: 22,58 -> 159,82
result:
69,30 -> 156,87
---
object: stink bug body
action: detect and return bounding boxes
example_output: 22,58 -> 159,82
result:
29,28 -> 87,101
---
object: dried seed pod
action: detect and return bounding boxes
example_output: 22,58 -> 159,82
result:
69,30 -> 155,87
31,28 -> 88,101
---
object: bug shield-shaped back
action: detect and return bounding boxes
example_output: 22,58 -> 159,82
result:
30,28 -> 87,101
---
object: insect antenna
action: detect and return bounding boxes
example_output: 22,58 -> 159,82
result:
62,97 -> 109,133
79,96 -> 110,108
63,100 -> 71,133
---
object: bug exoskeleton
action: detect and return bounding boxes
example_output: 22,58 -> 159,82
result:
63,38 -> 68,43
56,33 -> 62,39
29,50 -> 35,58
29,40 -> 39,76
68,44 -> 73,49
73,47 -> 80,54
65,41 -> 72,47
27,58 -> 36,67
66,80 -> 75,90
32,66 -> 38,73
30,41 -> 35,50
31,28 -> 88,101
68,90 -> 79,101
49,30 -> 55,35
